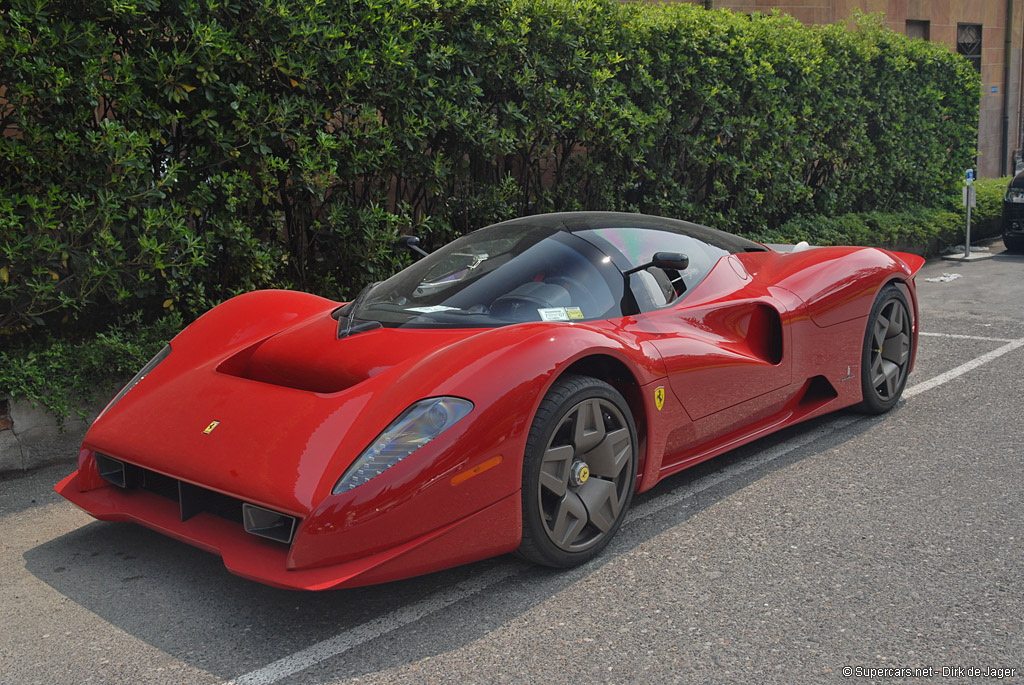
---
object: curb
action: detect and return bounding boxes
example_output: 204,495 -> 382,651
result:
0,395 -> 105,475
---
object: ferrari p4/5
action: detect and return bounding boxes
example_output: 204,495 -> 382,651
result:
57,212 -> 924,589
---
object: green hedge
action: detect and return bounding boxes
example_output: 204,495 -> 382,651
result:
0,312 -> 181,423
0,0 -> 979,341
754,176 -> 1010,255
4,182 -> 1004,420
753,208 -> 964,256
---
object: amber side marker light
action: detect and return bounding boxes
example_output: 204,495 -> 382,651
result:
451,455 -> 503,486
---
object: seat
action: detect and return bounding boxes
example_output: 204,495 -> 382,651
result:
635,268 -> 676,307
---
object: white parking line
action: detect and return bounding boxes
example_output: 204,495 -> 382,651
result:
919,331 -> 1015,343
230,333 -> 1024,685
905,336 -> 1024,398
233,566 -> 517,685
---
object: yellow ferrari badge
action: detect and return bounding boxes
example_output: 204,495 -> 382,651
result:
655,386 -> 665,411
203,420 -> 220,435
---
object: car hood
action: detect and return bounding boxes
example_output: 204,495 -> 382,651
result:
82,312 -> 490,516
222,313 -> 451,393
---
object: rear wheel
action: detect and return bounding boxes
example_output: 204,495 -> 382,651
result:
859,285 -> 913,414
518,375 -> 637,567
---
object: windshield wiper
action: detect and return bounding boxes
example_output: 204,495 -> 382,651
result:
336,281 -> 382,339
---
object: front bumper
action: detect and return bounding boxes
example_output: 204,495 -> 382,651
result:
56,470 -> 521,590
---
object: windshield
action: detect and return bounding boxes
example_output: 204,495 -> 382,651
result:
344,222 -> 624,328
340,212 -> 765,329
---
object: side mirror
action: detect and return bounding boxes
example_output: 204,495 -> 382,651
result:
651,252 -> 689,271
395,235 -> 430,259
623,252 -> 689,275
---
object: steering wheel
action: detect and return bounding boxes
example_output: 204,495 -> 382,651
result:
544,276 -> 600,317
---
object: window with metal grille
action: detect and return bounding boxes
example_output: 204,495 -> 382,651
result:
957,23 -> 982,72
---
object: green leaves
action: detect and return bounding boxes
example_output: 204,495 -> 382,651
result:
753,177 -> 1010,256
0,0 -> 978,342
0,312 -> 183,422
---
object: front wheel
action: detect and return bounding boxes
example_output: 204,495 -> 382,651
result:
859,285 -> 913,414
518,375 -> 638,568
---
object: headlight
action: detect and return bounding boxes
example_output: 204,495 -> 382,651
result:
1007,188 -> 1024,203
96,344 -> 172,421
332,397 -> 473,495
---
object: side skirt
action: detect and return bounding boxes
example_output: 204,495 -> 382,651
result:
656,374 -> 841,481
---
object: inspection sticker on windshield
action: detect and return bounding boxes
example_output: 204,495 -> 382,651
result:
407,305 -> 458,313
566,307 -> 584,320
538,307 -> 570,321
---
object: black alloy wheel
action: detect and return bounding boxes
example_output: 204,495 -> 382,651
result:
518,375 -> 638,567
859,285 -> 913,414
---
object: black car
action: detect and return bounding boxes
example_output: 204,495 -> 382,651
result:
1003,170 -> 1024,251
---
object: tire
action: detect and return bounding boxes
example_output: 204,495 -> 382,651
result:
1004,234 -> 1024,252
858,285 -> 913,414
518,375 -> 638,568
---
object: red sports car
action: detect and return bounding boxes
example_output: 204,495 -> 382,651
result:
56,212 -> 924,590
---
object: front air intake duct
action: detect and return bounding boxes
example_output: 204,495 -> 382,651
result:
93,453 -> 299,545
242,503 -> 299,544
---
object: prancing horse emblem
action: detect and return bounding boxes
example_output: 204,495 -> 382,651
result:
655,386 -> 665,411
203,420 -> 221,434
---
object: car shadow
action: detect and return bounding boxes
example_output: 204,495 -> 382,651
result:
23,408 -> 883,683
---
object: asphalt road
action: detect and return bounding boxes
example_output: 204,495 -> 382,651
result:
2,243 -> 1022,685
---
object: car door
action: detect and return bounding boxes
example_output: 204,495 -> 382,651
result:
642,254 -> 796,438
576,223 -> 798,447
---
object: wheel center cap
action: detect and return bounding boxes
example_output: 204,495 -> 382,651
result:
570,461 -> 590,486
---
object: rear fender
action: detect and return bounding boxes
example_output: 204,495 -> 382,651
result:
742,247 -> 922,328
888,251 -> 926,278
